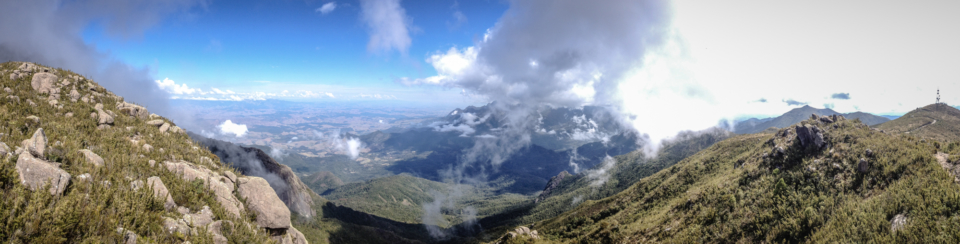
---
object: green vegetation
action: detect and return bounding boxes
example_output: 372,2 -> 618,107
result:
475,128 -> 730,234
0,62 -> 271,243
323,173 -> 531,227
528,116 -> 960,243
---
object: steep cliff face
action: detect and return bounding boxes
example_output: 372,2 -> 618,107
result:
190,132 -> 317,217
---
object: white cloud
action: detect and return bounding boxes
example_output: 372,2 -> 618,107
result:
586,156 -> 616,187
317,2 -> 337,15
217,120 -> 248,137
156,78 -> 201,95
345,138 -> 363,159
359,0 -> 412,54
359,93 -> 396,99
325,92 -> 335,98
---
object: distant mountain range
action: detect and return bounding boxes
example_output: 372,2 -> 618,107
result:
734,105 -> 890,134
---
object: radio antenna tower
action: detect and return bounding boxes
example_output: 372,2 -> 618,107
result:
937,88 -> 941,111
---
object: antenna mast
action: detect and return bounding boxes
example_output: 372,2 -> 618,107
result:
937,88 -> 941,111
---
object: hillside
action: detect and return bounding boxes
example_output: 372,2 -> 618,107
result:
735,105 -> 889,134
0,61 -> 304,242
874,103 -> 960,142
515,114 -> 960,243
474,128 -> 732,232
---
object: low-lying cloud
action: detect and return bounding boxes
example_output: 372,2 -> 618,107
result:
217,120 -> 248,137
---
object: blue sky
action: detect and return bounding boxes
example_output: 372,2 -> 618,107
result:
4,0 -> 960,139
81,0 -> 506,105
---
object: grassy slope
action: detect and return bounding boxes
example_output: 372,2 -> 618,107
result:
875,103 -> 960,142
0,62 -> 272,242
322,173 -> 531,227
532,117 -> 960,243
475,129 -> 731,233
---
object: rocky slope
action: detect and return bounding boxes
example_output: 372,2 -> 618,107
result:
0,61 -> 306,243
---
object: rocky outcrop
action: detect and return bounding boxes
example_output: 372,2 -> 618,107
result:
272,227 -> 308,244
78,149 -> 104,167
93,103 -> 114,129
190,133 -> 317,217
16,152 -> 71,195
164,160 -> 244,218
146,119 -> 165,127
494,226 -> 541,244
795,124 -> 825,150
31,72 -> 60,98
237,176 -> 291,229
116,102 -> 149,119
536,171 -> 570,203
147,176 -> 177,210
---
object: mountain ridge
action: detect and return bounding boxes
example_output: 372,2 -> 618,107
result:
735,105 -> 890,134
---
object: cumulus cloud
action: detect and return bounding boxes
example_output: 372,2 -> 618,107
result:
217,120 -> 248,137
402,0 -> 679,238
358,0 -> 412,54
156,78 -> 202,95
831,93 -> 850,100
783,99 -> 807,106
317,2 -> 337,15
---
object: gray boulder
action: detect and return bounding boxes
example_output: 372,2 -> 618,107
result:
21,128 -> 47,158
795,124 -> 825,150
164,161 -> 243,218
16,153 -> 71,195
31,72 -> 59,96
147,176 -> 177,210
858,158 -> 869,173
68,89 -> 80,102
117,102 -> 149,119
145,119 -> 164,127
237,176 -> 291,229
891,214 -> 907,232
159,123 -> 171,133
78,149 -> 104,167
